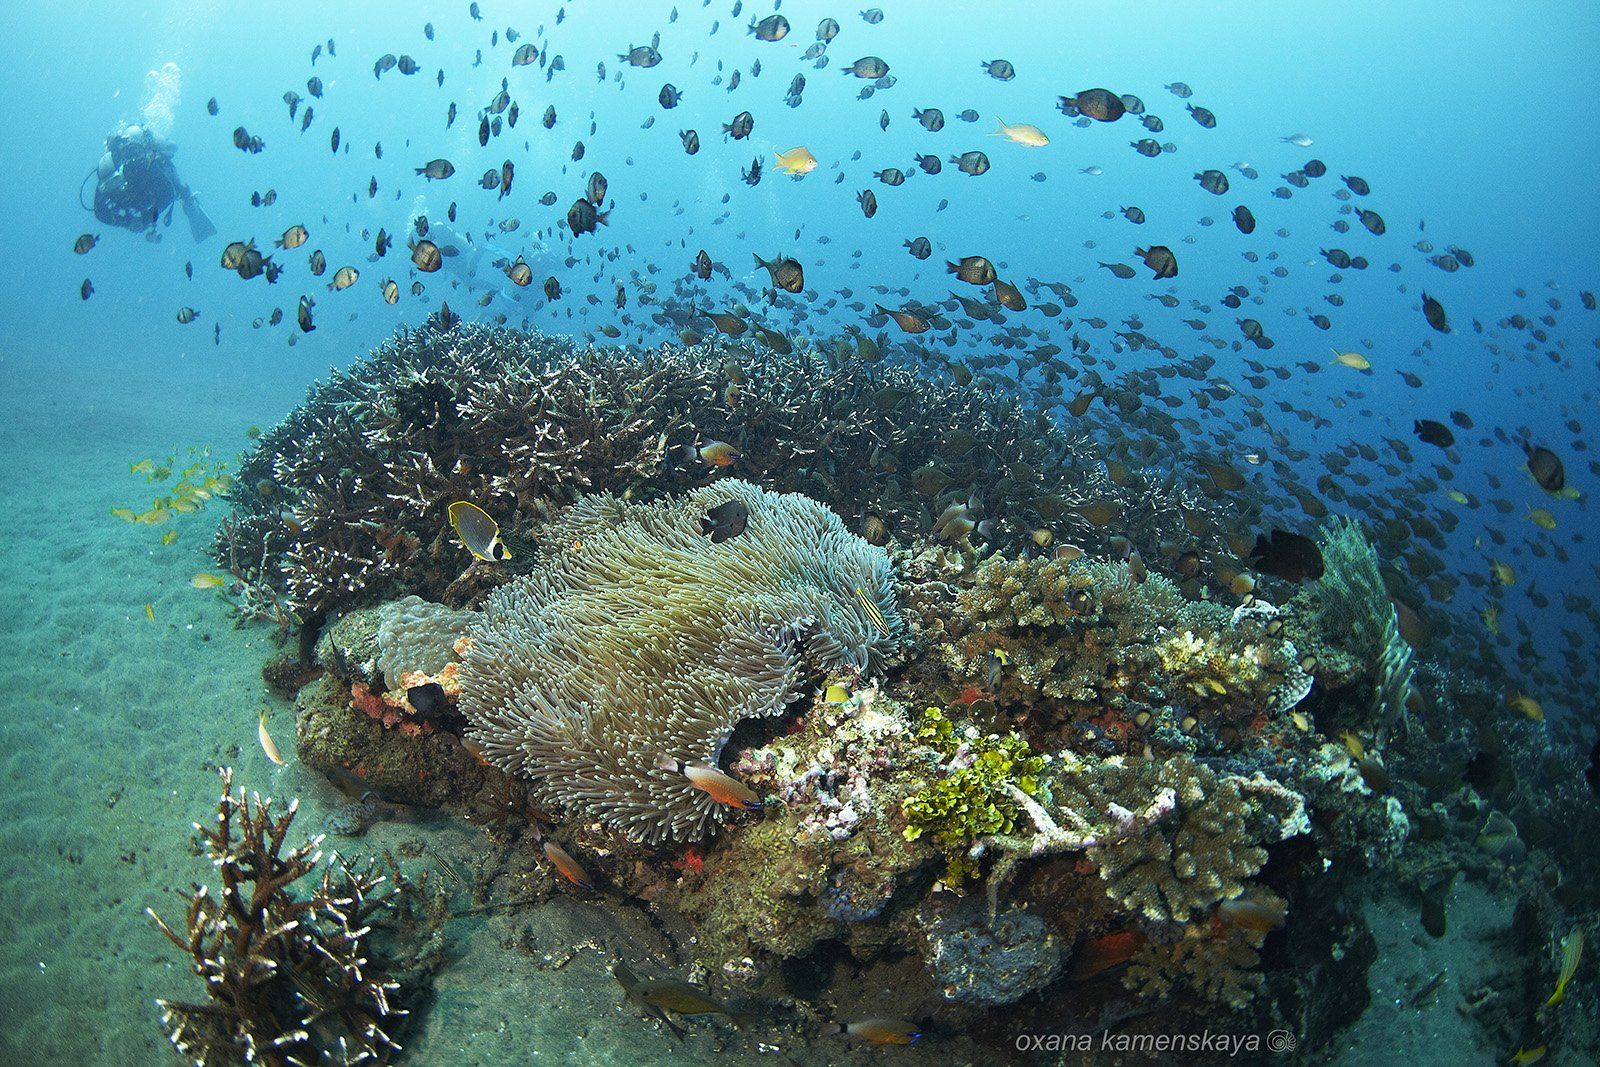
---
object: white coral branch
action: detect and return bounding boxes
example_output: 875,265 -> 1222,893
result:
970,783 -> 1178,919
972,784 -> 1178,862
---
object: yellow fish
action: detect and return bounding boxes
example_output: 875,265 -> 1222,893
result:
772,145 -> 818,177
160,529 -> 178,546
1527,507 -> 1557,530
853,585 -> 889,636
110,507 -> 138,522
258,709 -> 286,766
1509,692 -> 1544,722
1341,731 -> 1366,760
136,507 -> 172,525
1490,559 -> 1515,586
824,683 -> 851,703
1545,927 -> 1583,1005
144,602 -> 154,622
1509,1047 -> 1545,1066
129,459 -> 154,474
1483,605 -> 1500,634
447,500 -> 510,562
1446,490 -> 1469,505
993,117 -> 1049,146
1330,348 -> 1371,370
190,572 -> 227,590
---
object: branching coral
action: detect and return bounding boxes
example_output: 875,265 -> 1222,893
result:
943,555 -> 1309,732
148,768 -> 412,1066
943,555 -> 1181,716
1122,887 -> 1286,1008
215,324 -> 1245,623
1051,754 -> 1274,923
458,480 -> 902,842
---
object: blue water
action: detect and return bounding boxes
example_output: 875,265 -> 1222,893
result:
1,2 -> 1596,1063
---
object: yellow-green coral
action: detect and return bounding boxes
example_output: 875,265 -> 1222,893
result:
901,708 -> 1046,885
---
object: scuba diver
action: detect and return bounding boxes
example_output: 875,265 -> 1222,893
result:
82,123 -> 215,242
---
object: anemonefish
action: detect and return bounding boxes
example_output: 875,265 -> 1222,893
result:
656,756 -> 761,810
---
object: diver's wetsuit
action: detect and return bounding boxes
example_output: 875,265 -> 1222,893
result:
88,129 -> 214,240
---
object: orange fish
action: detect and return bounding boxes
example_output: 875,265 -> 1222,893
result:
684,439 -> 740,467
1067,930 -> 1146,981
831,1018 -> 921,1045
543,840 -> 594,888
1217,896 -> 1288,932
656,756 -> 761,810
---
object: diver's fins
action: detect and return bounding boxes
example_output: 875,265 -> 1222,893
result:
182,193 -> 216,242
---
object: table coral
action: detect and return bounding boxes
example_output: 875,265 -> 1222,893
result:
217,324 -> 1233,624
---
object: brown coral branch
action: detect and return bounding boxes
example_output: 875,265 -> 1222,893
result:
147,768 -> 413,1066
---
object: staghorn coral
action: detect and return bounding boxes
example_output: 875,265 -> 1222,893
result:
215,324 -> 1242,623
458,480 -> 903,842
147,768 -> 414,1066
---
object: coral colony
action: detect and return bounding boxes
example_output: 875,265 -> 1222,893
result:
148,769 -> 446,1066
151,323 -> 1590,1056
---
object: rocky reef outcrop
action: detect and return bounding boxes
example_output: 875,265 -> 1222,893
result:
191,325 -> 1598,1063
